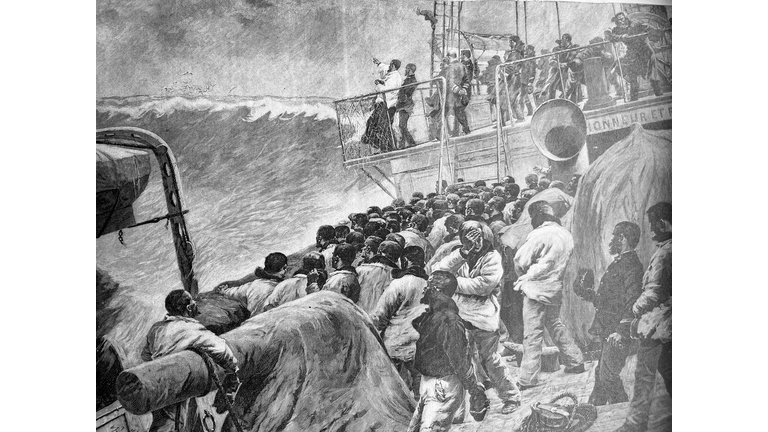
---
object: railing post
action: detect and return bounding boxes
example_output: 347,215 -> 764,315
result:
495,64 -> 503,184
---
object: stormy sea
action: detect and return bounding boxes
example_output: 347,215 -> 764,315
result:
96,95 -> 389,366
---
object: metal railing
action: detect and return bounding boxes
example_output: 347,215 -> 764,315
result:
492,32 -> 671,182
334,77 -> 448,162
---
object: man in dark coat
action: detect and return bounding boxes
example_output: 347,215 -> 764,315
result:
548,34 -> 582,101
574,221 -> 644,406
608,12 -> 664,100
444,52 -> 471,136
407,270 -> 486,432
615,203 -> 672,432
460,50 -> 476,98
396,63 -> 418,148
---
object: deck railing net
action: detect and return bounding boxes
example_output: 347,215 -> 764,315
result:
334,79 -> 446,162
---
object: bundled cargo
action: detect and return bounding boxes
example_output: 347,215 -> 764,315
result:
117,291 -> 415,432
194,291 -> 251,335
561,124 -> 671,346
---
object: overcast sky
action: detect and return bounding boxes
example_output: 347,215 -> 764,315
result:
97,1 -> 643,99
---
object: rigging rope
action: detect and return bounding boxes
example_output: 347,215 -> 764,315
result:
554,2 -> 566,97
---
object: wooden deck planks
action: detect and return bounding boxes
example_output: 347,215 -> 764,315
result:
451,355 -> 671,432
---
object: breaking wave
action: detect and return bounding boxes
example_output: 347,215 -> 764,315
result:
96,95 -> 388,366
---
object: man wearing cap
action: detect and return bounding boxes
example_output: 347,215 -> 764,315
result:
573,222 -> 644,406
371,246 -> 430,397
548,34 -> 581,101
357,240 -> 403,312
214,252 -> 288,316
608,12 -> 665,101
324,243 -> 362,303
435,221 -> 523,415
396,63 -> 418,149
427,199 -> 453,252
398,214 -> 435,262
615,203 -> 672,432
514,202 -> 585,389
316,225 -> 339,276
444,51 -> 471,136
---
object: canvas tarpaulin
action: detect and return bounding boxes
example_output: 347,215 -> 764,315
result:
117,291 -> 415,431
561,123 -> 671,346
96,144 -> 152,237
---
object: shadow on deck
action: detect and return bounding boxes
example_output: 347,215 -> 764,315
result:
451,354 -> 671,432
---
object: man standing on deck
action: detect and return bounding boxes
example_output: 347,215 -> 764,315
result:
573,222 -> 644,406
548,34 -> 581,101
444,51 -> 471,136
435,221 -> 523,415
263,252 -> 326,311
142,290 -> 240,432
615,203 -> 672,432
514,202 -> 585,390
461,50 -> 476,99
608,12 -> 665,101
357,240 -> 403,312
324,243 -> 361,303
398,214 -> 435,262
316,225 -> 339,276
426,199 -> 452,252
407,270 -> 488,431
370,246 -> 430,397
504,36 -> 526,122
396,63 -> 418,149
214,252 -> 288,316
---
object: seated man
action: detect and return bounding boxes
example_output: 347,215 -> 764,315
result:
407,270 -> 486,432
142,290 -> 239,432
214,252 -> 287,316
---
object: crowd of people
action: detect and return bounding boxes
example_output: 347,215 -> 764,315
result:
359,11 -> 670,152
480,11 -> 669,126
137,168 -> 671,432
